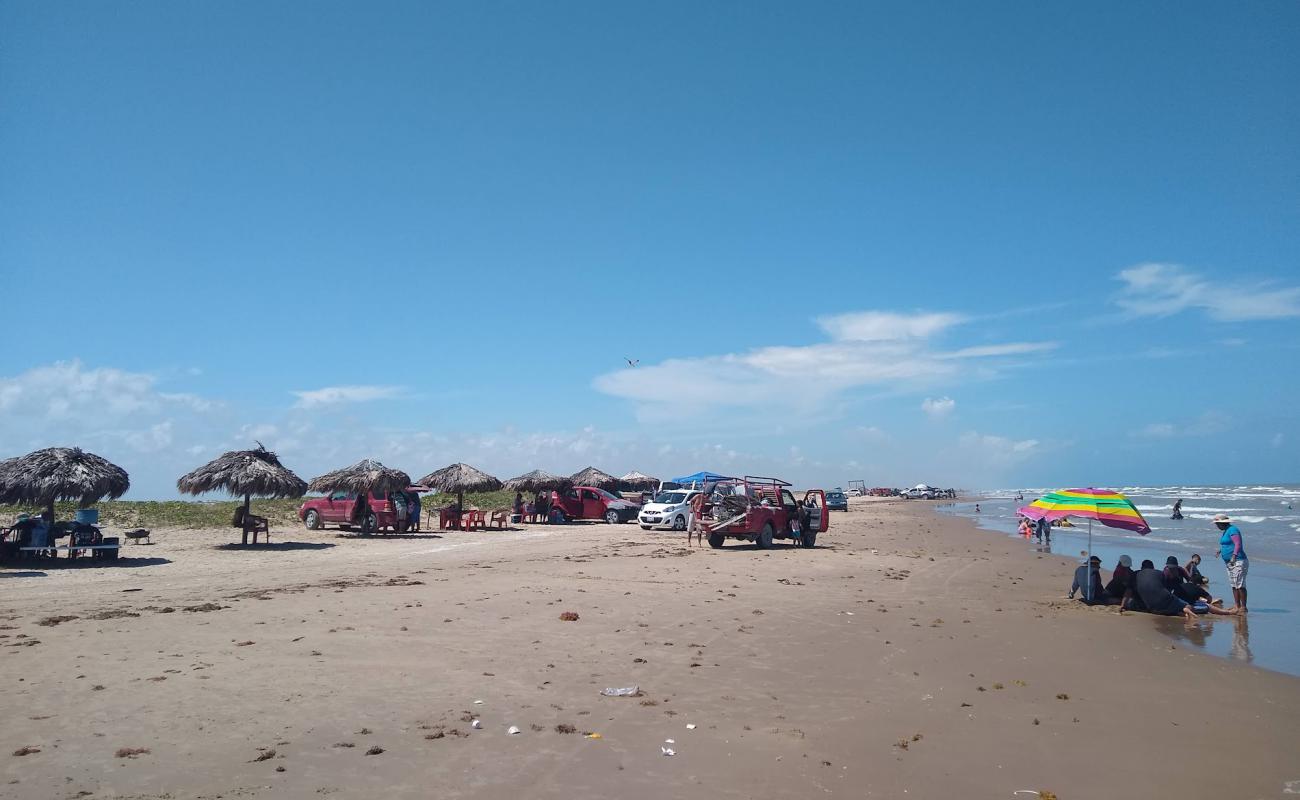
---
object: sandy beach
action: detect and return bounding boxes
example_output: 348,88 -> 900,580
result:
2,498 -> 1297,799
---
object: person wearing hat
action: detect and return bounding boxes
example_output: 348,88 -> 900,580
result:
1105,554 -> 1137,602
1213,514 -> 1249,613
1068,555 -> 1111,605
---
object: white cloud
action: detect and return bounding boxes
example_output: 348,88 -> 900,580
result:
291,385 -> 403,409
1131,411 -> 1231,439
595,310 -> 1053,417
818,311 -> 965,341
1115,263 -> 1300,321
957,431 -> 1040,464
921,396 -> 956,418
0,361 -> 217,421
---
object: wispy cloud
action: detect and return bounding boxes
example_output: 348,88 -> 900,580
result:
921,396 -> 956,417
594,310 -> 1054,418
1115,263 -> 1300,321
818,311 -> 966,341
291,385 -> 404,409
1131,411 -> 1231,439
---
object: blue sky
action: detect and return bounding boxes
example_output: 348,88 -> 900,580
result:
2,1 -> 1297,498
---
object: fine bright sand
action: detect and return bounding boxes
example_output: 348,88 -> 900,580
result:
1,498 -> 1297,799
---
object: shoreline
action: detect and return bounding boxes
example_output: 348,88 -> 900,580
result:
940,498 -> 1300,676
2,497 -> 1297,798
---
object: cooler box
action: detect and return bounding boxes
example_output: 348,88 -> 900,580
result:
75,508 -> 99,525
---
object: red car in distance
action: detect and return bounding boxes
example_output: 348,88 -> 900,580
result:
299,490 -> 402,531
548,486 -> 641,524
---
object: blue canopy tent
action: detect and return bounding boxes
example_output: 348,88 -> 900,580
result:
670,471 -> 736,488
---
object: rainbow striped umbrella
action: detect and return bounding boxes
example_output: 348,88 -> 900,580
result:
1019,489 -> 1150,588
1017,488 -> 1151,535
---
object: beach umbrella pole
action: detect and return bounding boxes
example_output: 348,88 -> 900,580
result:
242,492 -> 251,545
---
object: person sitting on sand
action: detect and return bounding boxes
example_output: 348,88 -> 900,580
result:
1133,559 -> 1237,620
1069,556 -> 1112,605
1185,553 -> 1208,587
1105,554 -> 1136,603
1163,555 -> 1216,605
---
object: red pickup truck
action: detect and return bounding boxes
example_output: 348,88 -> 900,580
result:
299,491 -> 402,531
699,476 -> 828,549
548,486 -> 641,524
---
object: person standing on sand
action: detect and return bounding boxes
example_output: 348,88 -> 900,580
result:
1213,513 -> 1249,613
1034,516 -> 1051,544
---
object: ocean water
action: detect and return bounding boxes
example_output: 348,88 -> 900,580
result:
939,485 -> 1300,678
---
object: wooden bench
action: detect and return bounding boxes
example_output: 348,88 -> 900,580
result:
19,544 -> 119,560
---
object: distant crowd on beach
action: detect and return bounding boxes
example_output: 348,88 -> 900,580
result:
1062,513 -> 1250,620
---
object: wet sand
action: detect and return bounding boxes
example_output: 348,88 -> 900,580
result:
2,499 -> 1297,798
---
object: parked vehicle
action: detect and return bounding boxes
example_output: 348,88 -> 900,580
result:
826,489 -> 849,511
299,490 -> 401,531
549,486 -> 641,524
701,476 -> 828,549
638,489 -> 703,531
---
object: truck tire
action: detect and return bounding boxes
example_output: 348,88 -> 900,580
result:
604,509 -> 620,525
707,532 -> 726,548
756,523 -> 774,549
672,514 -> 686,531
304,510 -> 320,530
801,531 -> 817,549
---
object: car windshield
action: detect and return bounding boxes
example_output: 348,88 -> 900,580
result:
829,492 -> 845,499
653,491 -> 689,504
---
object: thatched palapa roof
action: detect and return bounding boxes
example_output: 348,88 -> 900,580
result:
417,463 -> 502,494
619,471 -> 659,490
503,469 -> 570,492
177,443 -> 307,499
308,459 -> 411,495
569,466 -> 618,489
0,447 -> 130,508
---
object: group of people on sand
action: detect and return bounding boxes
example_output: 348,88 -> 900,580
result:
512,491 -> 557,523
1067,514 -> 1250,619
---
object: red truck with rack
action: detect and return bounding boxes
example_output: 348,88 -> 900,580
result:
699,476 -> 828,549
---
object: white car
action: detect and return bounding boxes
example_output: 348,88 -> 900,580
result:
638,489 -> 703,531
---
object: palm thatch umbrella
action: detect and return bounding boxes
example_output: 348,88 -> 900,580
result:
307,459 -> 411,496
502,469 -> 570,493
0,447 -> 130,522
417,463 -> 502,512
570,466 -> 618,490
177,443 -> 307,545
618,470 -> 659,491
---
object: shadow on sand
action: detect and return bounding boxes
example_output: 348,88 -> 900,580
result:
335,532 -> 445,541
214,542 -> 337,552
0,570 -> 49,578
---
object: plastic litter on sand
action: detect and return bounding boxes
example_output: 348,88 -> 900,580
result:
584,733 -> 602,739
471,719 -> 482,729
661,747 -> 676,756
507,726 -> 520,735
601,686 -> 641,697
686,724 -> 696,730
